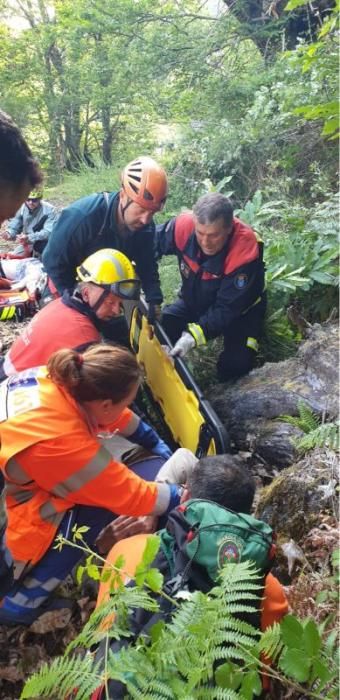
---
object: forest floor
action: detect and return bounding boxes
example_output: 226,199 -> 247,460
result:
0,228 -> 338,700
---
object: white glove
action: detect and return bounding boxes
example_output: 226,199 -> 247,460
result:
170,331 -> 195,358
155,448 -> 198,484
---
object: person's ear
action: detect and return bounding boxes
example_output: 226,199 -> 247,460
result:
101,398 -> 113,414
81,285 -> 90,302
119,189 -> 128,208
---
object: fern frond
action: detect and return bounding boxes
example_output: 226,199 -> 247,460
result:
295,421 -> 339,452
280,400 -> 320,433
297,400 -> 320,432
21,654 -> 101,699
257,621 -> 283,662
67,585 -> 158,651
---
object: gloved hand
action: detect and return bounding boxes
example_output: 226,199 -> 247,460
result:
155,448 -> 198,484
147,303 -> 162,325
170,331 -> 195,358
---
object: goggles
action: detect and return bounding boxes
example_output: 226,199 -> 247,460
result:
102,279 -> 141,301
26,197 -> 41,203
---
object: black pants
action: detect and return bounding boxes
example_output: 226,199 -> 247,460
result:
161,297 -> 266,382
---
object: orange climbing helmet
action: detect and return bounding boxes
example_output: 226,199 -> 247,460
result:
121,156 -> 168,213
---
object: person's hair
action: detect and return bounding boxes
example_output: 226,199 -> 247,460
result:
192,193 -> 233,229
0,110 -> 42,189
47,344 -> 142,403
187,454 -> 255,514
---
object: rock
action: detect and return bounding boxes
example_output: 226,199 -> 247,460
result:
255,448 -> 337,542
208,322 -> 338,468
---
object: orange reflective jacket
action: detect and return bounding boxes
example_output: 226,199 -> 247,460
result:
0,369 -> 166,572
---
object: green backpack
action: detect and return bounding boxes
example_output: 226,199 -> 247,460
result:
160,498 -> 275,589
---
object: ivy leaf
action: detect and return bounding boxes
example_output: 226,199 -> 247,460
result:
280,614 -> 304,648
279,648 -> 311,682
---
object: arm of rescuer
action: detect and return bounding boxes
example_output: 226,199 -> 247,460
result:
17,430 -> 180,518
105,408 -> 172,460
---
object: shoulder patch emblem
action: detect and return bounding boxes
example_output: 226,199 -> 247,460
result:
234,273 -> 248,289
180,260 -> 191,279
217,535 -> 244,568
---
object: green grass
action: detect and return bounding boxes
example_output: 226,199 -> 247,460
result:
45,163 -> 121,207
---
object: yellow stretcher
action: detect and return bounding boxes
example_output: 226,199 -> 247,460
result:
128,299 -> 229,457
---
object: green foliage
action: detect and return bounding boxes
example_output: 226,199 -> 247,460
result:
295,422 -> 340,452
280,400 -> 320,433
280,400 -> 340,452
21,542 -> 340,699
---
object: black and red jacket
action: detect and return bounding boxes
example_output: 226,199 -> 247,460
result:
156,212 -> 265,340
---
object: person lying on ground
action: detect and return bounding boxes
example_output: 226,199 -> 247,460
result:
156,192 -> 266,382
91,454 -> 288,699
2,188 -> 57,258
0,109 -> 42,600
0,248 -> 140,380
0,344 -> 188,626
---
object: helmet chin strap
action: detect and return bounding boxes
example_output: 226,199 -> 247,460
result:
86,286 -> 111,315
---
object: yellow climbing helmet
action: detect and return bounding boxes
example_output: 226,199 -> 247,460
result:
28,188 -> 43,199
76,248 -> 141,300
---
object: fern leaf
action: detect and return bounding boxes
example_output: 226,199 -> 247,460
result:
21,654 -> 101,699
295,421 -> 339,452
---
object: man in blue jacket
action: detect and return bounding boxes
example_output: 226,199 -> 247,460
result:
43,157 -> 168,343
156,193 -> 266,381
4,188 -> 57,257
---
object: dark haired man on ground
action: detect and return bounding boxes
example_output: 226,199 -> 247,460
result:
91,454 -> 288,699
156,192 -> 266,381
0,109 -> 42,599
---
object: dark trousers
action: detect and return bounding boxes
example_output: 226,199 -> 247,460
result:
161,297 -> 266,382
0,457 -> 164,622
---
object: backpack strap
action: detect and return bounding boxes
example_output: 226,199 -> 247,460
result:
98,191 -> 111,237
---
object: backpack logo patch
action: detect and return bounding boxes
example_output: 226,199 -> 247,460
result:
234,273 -> 248,289
217,535 -> 244,567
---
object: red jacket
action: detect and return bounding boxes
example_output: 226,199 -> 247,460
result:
156,213 -> 265,339
3,294 -> 100,376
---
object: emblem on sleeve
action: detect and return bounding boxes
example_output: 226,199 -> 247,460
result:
235,273 -> 248,289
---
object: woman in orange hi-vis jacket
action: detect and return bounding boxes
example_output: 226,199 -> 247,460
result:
0,344 -> 181,626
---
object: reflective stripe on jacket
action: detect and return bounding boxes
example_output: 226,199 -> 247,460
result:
156,213 -> 265,340
0,369 -> 164,570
